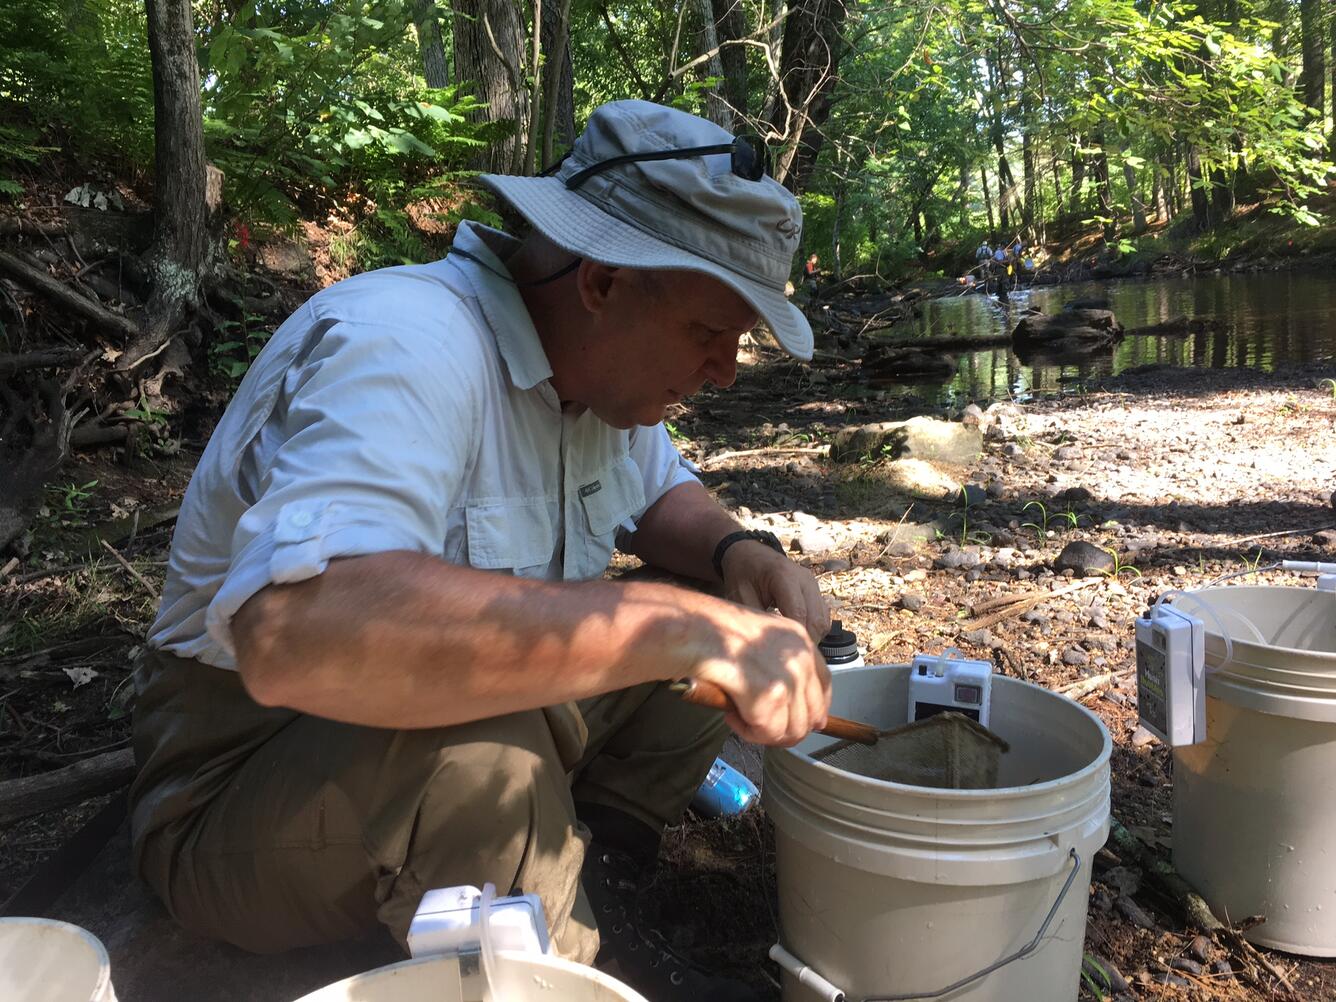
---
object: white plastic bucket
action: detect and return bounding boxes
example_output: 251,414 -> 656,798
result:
765,665 -> 1110,1001
0,917 -> 116,1002
291,950 -> 648,1002
1172,585 -> 1336,955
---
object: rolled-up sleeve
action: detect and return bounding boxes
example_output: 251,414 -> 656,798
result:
619,423 -> 700,538
204,316 -> 480,656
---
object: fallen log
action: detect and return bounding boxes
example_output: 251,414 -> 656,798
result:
0,249 -> 141,341
0,349 -> 86,374
0,747 -> 136,827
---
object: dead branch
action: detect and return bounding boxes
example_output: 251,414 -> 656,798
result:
960,578 -> 1101,631
0,249 -> 141,341
0,747 -> 136,826
702,446 -> 828,468
99,538 -> 157,597
0,349 -> 86,375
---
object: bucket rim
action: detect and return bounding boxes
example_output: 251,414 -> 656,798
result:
774,672 -> 1112,801
0,917 -> 112,999
1183,585 -> 1336,662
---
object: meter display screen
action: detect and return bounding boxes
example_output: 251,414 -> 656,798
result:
953,684 -> 981,704
1136,640 -> 1169,734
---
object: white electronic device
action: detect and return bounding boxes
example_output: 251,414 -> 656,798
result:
407,884 -> 550,959
908,653 -> 992,726
1135,603 -> 1206,746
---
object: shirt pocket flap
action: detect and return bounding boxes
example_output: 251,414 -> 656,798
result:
466,502 -> 556,570
579,457 -> 646,537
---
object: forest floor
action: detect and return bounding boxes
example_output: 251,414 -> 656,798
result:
2,260 -> 1336,999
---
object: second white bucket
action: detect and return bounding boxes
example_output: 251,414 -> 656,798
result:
1172,585 -> 1336,955
765,665 -> 1110,1002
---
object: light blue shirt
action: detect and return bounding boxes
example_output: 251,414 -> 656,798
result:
148,222 -> 698,670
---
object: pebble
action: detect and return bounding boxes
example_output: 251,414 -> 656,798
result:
1313,529 -> 1336,547
1116,896 -> 1157,930
821,558 -> 851,572
1063,648 -> 1090,666
1102,866 -> 1141,897
936,547 -> 982,570
903,569 -> 927,582
1003,442 -> 1024,458
1187,934 -> 1212,963
900,593 -> 925,611
885,541 -> 916,558
1155,972 -> 1190,988
985,480 -> 1005,499
1131,725 -> 1158,748
1210,958 -> 1234,980
1168,957 -> 1202,976
1090,885 -> 1114,913
1081,955 -> 1131,994
1055,445 -> 1082,461
961,628 -> 994,647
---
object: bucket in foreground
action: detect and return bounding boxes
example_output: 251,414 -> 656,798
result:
0,917 -> 117,1002
291,950 -> 648,1002
1172,585 -> 1336,955
765,665 -> 1110,1001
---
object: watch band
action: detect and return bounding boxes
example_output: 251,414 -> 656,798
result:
712,529 -> 787,580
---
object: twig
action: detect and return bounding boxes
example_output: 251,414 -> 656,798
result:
961,578 -> 1101,632
1057,669 -> 1131,699
1226,524 -> 1336,546
0,557 -> 18,581
702,446 -> 827,467
99,539 -> 156,597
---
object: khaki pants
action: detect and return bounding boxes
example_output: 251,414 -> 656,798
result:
128,649 -> 727,964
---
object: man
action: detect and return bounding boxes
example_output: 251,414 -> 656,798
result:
129,100 -> 832,1001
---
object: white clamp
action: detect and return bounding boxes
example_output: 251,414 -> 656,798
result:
408,885 -> 550,959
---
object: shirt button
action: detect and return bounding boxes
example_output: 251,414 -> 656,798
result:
291,511 -> 313,528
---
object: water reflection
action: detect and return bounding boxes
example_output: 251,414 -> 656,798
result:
870,271 -> 1336,403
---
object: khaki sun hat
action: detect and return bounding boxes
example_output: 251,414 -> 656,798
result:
479,99 -> 812,360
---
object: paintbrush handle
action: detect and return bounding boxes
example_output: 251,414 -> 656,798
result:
672,678 -> 880,746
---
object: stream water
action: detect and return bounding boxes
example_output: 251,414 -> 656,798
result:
874,269 -> 1336,404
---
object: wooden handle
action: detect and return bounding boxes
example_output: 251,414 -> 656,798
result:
672,679 -> 880,746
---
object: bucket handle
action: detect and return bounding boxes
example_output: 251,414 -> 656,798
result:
775,848 -> 1082,1002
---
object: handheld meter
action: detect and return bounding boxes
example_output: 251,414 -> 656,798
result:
1135,603 -> 1205,746
908,653 -> 992,726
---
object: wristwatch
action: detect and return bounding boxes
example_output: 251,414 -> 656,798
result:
712,529 -> 787,580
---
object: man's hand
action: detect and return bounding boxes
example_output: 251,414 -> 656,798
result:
720,540 -> 831,642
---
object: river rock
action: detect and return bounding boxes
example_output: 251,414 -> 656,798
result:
900,593 -> 925,611
1314,529 -> 1336,547
830,416 -> 982,465
882,458 -> 963,500
937,546 -> 982,570
1081,955 -> 1130,994
982,402 -> 1028,441
1053,540 -> 1114,576
1054,486 -> 1093,504
1116,896 -> 1157,930
1187,935 -> 1213,963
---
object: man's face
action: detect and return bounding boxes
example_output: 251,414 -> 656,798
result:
579,268 -> 760,429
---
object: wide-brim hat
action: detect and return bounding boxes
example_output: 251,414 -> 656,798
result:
480,100 -> 812,360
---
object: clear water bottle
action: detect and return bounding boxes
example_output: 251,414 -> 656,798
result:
819,620 -> 864,669
689,757 -> 759,817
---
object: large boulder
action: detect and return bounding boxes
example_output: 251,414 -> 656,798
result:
882,458 -> 964,501
831,416 -> 983,465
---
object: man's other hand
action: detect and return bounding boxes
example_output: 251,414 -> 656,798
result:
720,539 -> 831,643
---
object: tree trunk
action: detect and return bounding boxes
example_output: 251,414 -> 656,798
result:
765,0 -> 848,191
1020,77 -> 1035,233
453,0 -> 529,173
414,0 -> 450,88
996,153 -> 1015,233
539,0 -> 574,165
1330,12 -> 1335,159
712,0 -> 748,126
1069,137 -> 1085,217
1120,148 -> 1147,233
1092,132 -> 1112,239
694,0 -> 731,127
1187,145 -> 1211,231
1299,0 -> 1325,127
981,165 -> 995,234
134,0 -> 210,371
1153,165 -> 1170,222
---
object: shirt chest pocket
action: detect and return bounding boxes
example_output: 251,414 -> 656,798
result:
465,501 -> 558,576
570,456 -> 646,580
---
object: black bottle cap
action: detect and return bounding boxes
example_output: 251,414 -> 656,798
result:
818,619 -> 859,664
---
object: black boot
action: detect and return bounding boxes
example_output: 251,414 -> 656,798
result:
577,805 -> 766,1002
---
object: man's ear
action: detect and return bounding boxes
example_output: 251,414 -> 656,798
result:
574,260 -> 627,316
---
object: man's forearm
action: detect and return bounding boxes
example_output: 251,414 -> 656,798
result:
234,550 -> 723,729
622,480 -> 743,582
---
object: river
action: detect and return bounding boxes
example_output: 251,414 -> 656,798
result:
878,269 -> 1336,403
